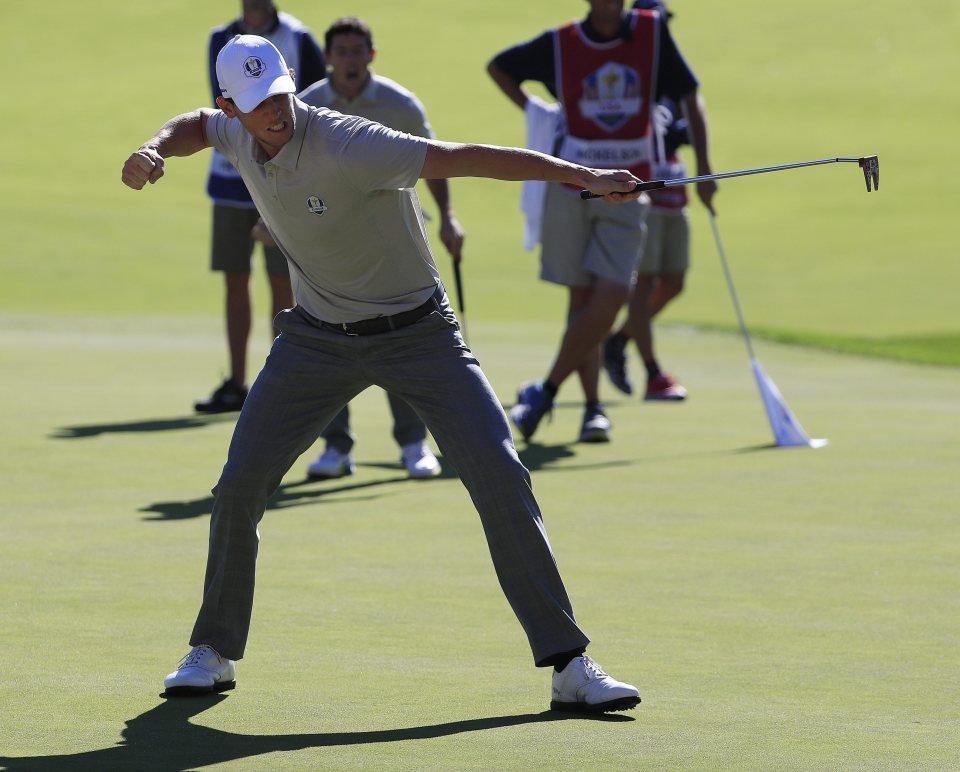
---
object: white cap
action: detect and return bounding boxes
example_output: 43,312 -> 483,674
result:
215,35 -> 296,113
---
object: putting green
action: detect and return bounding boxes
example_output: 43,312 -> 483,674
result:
1,317 -> 957,769
2,0 -> 958,767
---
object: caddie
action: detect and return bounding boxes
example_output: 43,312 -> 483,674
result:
488,0 -> 716,443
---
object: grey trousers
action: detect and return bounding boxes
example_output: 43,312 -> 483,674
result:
320,392 -> 426,454
189,295 -> 590,665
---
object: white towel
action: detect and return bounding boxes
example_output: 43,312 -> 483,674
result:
521,96 -> 563,251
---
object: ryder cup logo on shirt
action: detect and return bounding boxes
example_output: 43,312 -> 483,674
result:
243,56 -> 266,78
307,196 -> 327,215
579,62 -> 643,132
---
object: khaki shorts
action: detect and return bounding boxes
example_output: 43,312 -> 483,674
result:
637,208 -> 690,275
211,204 -> 288,275
539,183 -> 649,288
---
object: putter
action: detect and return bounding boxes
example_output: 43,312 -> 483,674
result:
580,155 -> 879,199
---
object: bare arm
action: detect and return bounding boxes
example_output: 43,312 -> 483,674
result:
424,178 -> 465,262
486,60 -> 529,111
421,142 -> 643,202
121,109 -> 215,190
679,91 -> 717,213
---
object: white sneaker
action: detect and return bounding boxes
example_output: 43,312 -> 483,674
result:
307,447 -> 355,480
401,441 -> 441,479
550,655 -> 640,713
163,645 -> 236,695
578,405 -> 612,443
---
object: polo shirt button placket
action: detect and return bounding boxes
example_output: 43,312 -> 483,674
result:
266,167 -> 278,201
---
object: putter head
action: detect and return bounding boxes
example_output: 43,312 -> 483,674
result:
858,155 -> 879,192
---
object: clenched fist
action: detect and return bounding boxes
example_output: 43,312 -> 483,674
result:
121,147 -> 165,190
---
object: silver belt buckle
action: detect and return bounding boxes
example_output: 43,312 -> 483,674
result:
341,322 -> 359,337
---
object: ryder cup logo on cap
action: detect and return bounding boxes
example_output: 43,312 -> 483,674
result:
243,56 -> 266,78
216,35 -> 296,113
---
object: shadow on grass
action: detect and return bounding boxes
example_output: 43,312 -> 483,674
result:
141,474 -> 412,521
517,442 -> 637,474
0,694 -> 632,772
50,414 -> 236,439
140,436 -> 634,521
730,442 -> 783,453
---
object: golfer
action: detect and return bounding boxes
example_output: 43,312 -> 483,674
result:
121,34 -> 641,713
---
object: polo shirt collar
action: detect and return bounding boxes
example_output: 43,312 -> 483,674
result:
264,98 -> 310,171
332,70 -> 379,110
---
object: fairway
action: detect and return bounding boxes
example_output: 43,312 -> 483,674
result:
3,0 -> 959,769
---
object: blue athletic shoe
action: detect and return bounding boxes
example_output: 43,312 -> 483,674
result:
510,381 -> 553,441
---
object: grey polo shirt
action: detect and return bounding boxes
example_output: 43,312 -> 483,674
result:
205,98 -> 438,322
298,72 -> 435,139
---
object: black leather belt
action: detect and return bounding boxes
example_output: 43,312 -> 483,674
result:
318,286 -> 443,336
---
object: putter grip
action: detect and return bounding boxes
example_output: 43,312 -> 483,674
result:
579,180 -> 666,200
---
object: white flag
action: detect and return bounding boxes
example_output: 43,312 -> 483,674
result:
750,358 -> 827,448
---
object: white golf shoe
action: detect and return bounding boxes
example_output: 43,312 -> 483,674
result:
307,447 -> 355,480
578,405 -> 612,443
163,644 -> 236,696
550,655 -> 640,713
401,441 -> 441,479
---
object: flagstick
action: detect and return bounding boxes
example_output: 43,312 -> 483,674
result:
709,213 -> 756,361
709,213 -> 826,448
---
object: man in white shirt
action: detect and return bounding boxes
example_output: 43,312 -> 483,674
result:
297,17 -> 464,481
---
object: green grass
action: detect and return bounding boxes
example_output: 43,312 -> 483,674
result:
2,319 -> 959,770
4,0 -> 959,352
696,324 -> 960,367
3,0 -> 959,769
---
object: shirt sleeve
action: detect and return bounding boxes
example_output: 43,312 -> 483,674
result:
336,117 -> 429,193
490,31 -> 558,98
205,111 -> 239,162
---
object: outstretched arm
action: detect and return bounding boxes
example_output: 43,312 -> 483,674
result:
121,109 -> 215,190
420,142 -> 644,203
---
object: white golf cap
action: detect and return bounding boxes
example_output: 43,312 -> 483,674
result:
216,35 -> 296,113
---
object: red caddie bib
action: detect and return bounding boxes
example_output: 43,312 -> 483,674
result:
554,10 -> 660,183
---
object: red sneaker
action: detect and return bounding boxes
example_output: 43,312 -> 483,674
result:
644,373 -> 688,401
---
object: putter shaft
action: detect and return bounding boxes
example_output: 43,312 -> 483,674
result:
580,155 -> 879,199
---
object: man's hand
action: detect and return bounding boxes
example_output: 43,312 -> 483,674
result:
581,168 -> 644,203
120,110 -> 211,190
696,178 -> 718,215
121,147 -> 165,190
251,218 -> 278,248
439,213 -> 465,263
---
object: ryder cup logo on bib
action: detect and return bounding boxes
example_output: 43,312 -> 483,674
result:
243,56 -> 266,78
306,196 -> 327,215
578,62 -> 643,132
